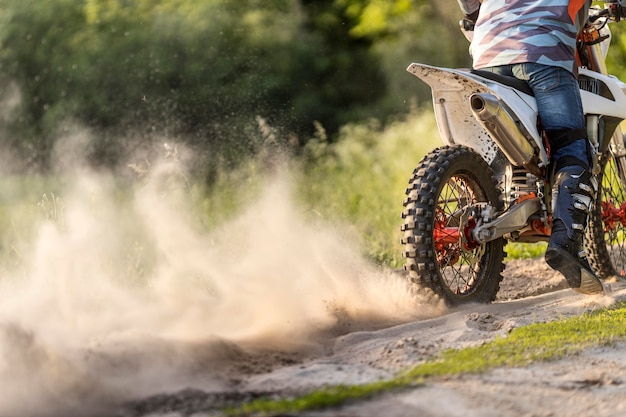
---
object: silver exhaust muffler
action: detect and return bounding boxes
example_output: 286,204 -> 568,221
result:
470,93 -> 541,176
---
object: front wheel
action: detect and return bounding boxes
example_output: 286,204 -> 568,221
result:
401,145 -> 505,305
586,152 -> 626,278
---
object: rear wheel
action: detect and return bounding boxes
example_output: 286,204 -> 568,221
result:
586,152 -> 626,278
402,145 -> 505,305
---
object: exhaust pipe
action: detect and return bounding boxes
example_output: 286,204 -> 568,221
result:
470,93 -> 541,176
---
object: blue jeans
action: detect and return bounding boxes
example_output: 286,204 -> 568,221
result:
483,63 -> 589,165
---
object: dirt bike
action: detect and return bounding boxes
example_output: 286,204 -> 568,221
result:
401,2 -> 626,305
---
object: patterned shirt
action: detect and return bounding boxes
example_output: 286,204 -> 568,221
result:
456,0 -> 590,73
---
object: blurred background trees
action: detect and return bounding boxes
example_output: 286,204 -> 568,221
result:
0,0 -> 472,174
0,0 -> 622,267
1,0 -> 623,178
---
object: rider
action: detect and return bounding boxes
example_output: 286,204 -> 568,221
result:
456,0 -> 604,294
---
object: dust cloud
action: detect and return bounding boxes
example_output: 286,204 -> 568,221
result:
0,143 -> 444,417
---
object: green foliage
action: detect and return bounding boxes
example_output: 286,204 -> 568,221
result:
298,0 -> 387,130
372,1 -> 473,115
0,0 -> 389,168
606,21 -> 626,81
1,0 -> 626,173
505,242 -> 547,260
0,0 -> 477,171
339,0 -> 412,38
2,1 -> 625,268
296,108 -> 441,267
0,175 -> 68,274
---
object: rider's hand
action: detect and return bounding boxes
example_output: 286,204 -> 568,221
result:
460,18 -> 476,31
459,7 -> 479,42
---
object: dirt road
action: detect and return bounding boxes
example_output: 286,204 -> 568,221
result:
1,176 -> 624,417
111,259 -> 626,417
5,114 -> 626,415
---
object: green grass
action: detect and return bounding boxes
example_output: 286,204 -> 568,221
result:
0,175 -> 69,272
295,109 -> 442,268
505,242 -> 547,260
226,301 -> 626,416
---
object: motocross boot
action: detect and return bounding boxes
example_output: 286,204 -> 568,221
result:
545,158 -> 605,295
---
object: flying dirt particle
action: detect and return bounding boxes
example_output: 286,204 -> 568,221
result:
0,155 -> 446,416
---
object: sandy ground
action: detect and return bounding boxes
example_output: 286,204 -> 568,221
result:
0,173 -> 619,417
2,156 -> 623,417
103,258 -> 626,417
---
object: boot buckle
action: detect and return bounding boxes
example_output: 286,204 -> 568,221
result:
573,201 -> 589,212
579,182 -> 593,193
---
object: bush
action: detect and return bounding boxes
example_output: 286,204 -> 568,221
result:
296,108 -> 441,267
0,0 -> 388,170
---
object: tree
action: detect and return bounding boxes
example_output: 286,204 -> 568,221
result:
0,0 -> 394,171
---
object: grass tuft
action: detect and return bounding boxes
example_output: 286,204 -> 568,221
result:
226,301 -> 626,416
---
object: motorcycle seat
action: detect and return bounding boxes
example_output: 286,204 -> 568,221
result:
470,69 -> 535,96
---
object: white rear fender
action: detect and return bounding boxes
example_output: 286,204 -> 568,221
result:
407,63 -> 547,167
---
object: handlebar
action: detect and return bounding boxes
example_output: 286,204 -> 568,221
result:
591,1 -> 626,22
608,3 -> 626,21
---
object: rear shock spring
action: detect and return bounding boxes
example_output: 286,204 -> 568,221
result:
508,167 -> 538,204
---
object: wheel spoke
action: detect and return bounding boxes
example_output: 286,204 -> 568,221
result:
402,146 -> 504,304
601,156 -> 626,275
436,175 -> 485,295
588,153 -> 626,278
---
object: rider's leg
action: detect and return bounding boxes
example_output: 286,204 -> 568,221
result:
544,136 -> 601,293
513,64 -> 604,294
